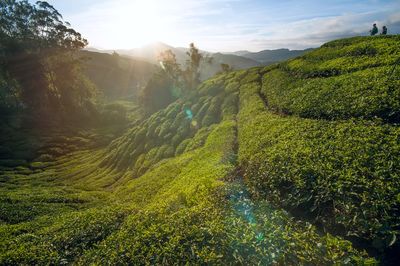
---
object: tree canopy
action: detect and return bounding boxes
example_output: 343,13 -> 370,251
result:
0,0 -> 94,123
140,43 -> 212,115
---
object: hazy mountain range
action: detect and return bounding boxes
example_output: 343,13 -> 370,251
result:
82,42 -> 313,99
229,48 -> 315,64
86,42 -> 313,69
80,50 -> 157,100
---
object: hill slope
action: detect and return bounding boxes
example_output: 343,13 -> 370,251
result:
240,48 -> 314,64
1,35 -> 399,264
80,50 -> 157,100
93,42 -> 261,80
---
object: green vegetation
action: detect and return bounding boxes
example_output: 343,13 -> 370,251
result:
238,77 -> 399,253
237,37 -> 400,263
264,36 -> 400,122
0,89 -> 373,264
140,43 -> 212,114
80,50 -> 156,100
0,0 -> 95,123
1,7 -> 399,262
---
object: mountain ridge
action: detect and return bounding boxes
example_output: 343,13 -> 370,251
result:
239,48 -> 315,64
84,42 -> 313,67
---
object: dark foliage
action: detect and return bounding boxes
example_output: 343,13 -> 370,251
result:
0,0 -> 95,123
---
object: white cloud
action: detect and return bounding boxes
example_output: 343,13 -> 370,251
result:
247,10 -> 400,50
60,0 -> 238,49
48,0 -> 400,51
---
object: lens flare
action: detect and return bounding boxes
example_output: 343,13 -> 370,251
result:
159,61 -> 165,70
185,108 -> 193,120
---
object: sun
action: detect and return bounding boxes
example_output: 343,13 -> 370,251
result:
113,0 -> 168,48
85,0 -> 181,49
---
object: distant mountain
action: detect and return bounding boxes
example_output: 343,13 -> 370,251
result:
84,43 -> 312,81
226,50 -> 251,56
200,53 -> 260,79
84,47 -> 102,52
240,48 -> 314,65
80,50 -> 157,100
117,42 -> 181,63
104,42 -> 261,80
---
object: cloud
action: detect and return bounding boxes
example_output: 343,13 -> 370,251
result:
168,1 -> 400,51
246,10 -> 400,50
47,0 -> 400,51
60,0 -> 238,49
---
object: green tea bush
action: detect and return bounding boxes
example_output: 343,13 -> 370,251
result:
260,36 -> 400,123
262,66 -> 400,121
2,35 -> 394,264
184,126 -> 215,153
240,68 -> 261,84
282,35 -> 400,78
0,159 -> 27,167
238,81 -> 400,253
0,207 -> 128,264
221,92 -> 239,119
175,139 -> 191,156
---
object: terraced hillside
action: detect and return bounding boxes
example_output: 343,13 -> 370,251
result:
1,35 -> 399,264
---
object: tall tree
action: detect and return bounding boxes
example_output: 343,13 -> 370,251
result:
0,0 -> 93,120
184,43 -> 203,90
158,49 -> 181,83
139,71 -> 175,115
219,63 -> 233,74
140,43 -> 212,115
140,49 -> 181,114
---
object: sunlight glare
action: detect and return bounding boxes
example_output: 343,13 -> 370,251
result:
113,0 -> 168,47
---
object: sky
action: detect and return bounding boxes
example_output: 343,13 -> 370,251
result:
33,0 -> 400,52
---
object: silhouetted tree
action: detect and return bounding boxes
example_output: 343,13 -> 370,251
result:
139,71 -> 175,115
370,23 -> 378,36
219,63 -> 233,73
139,49 -> 182,114
184,43 -> 203,90
0,0 -> 94,121
112,51 -> 120,59
140,43 -> 212,114
158,49 -> 182,86
181,43 -> 213,91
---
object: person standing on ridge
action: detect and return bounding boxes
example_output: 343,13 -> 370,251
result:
382,26 -> 388,35
370,23 -> 378,35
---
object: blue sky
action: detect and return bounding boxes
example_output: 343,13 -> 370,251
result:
36,0 -> 400,51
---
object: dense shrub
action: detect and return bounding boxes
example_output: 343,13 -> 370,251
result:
3,35 -> 396,264
238,80 -> 400,254
258,36 -> 400,123
261,66 -> 400,121
100,103 -> 127,124
282,35 -> 400,78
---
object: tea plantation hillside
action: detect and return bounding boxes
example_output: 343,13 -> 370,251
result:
1,35 -> 399,264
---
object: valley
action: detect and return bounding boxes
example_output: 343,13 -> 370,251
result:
1,35 -> 399,264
